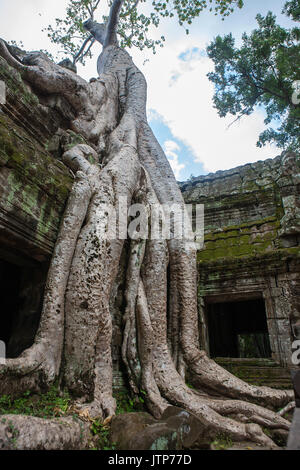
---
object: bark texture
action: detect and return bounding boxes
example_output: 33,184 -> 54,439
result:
0,415 -> 90,450
0,9 -> 294,449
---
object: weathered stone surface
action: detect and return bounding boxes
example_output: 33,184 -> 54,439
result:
110,406 -> 209,450
213,358 -> 292,389
0,113 -> 72,263
0,54 -> 74,360
58,58 -> 77,74
181,152 -> 300,368
0,53 -> 74,263
181,153 -> 300,253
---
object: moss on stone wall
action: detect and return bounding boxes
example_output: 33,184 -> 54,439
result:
191,164 -> 297,268
198,248 -> 300,286
0,112 -> 72,257
198,219 -> 280,263
0,57 -> 39,108
0,114 -> 71,200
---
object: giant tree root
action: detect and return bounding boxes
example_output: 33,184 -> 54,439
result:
0,415 -> 90,450
0,146 -> 97,397
0,12 -> 295,450
133,233 -> 291,448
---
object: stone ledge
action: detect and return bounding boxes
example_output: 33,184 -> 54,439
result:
215,358 -> 292,389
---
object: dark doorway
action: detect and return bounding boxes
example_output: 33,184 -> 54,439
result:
0,259 -> 22,349
0,257 -> 47,358
207,298 -> 271,358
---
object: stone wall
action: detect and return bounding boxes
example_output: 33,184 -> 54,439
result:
181,155 -> 300,367
0,53 -> 73,356
0,56 -> 73,263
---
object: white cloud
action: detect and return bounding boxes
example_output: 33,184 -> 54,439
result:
164,140 -> 180,154
132,38 -> 279,174
164,140 -> 185,179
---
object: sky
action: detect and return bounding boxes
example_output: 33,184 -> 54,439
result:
0,0 -> 293,180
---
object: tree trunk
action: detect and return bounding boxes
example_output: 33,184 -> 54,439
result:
0,32 -> 294,449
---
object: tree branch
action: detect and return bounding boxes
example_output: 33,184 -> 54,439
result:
121,0 -> 140,17
0,39 -> 25,72
89,0 -> 101,19
83,20 -> 107,45
73,34 -> 94,64
86,4 -> 93,17
81,37 -> 96,61
227,57 -> 290,106
104,0 -> 124,48
94,0 -> 101,12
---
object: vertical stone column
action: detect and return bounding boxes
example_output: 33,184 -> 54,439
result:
264,275 -> 294,367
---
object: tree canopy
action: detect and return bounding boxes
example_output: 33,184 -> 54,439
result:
207,1 -> 300,151
44,0 -> 244,64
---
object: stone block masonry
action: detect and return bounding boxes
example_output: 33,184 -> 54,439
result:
181,153 -> 300,368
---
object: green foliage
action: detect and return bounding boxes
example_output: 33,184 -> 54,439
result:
211,433 -> 233,450
1,419 -> 19,448
45,0 -> 244,63
117,0 -> 244,53
186,382 -> 195,389
43,0 -> 101,65
88,388 -> 147,450
207,1 -> 300,151
262,427 -> 287,447
7,39 -> 25,49
113,388 -> 146,414
7,40 -> 54,61
90,419 -> 116,450
0,386 -> 70,419
283,0 -> 300,21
